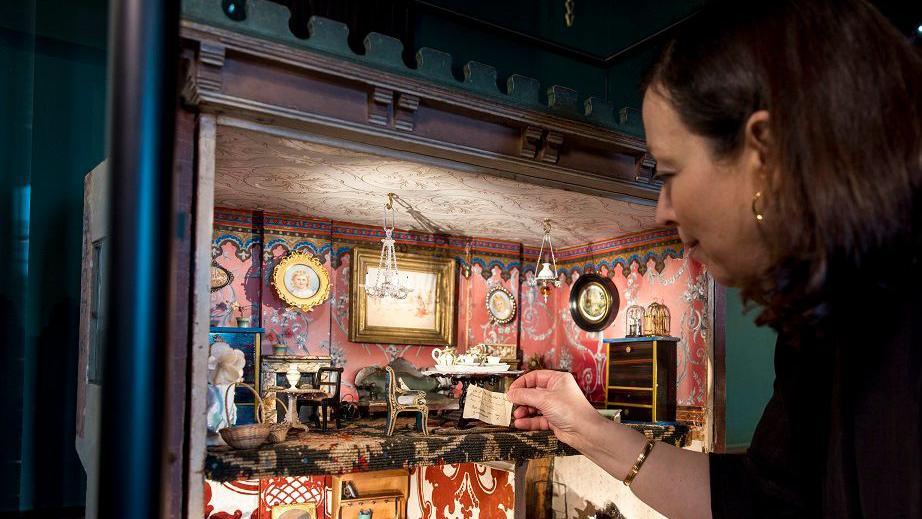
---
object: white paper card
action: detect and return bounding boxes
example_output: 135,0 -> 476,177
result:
462,385 -> 513,426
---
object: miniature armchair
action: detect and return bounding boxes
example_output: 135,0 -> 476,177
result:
384,366 -> 429,436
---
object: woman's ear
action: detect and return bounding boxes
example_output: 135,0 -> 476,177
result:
741,110 -> 775,193
744,110 -> 772,171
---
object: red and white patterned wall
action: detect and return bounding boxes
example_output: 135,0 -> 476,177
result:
210,208 -> 708,405
207,208 -> 710,518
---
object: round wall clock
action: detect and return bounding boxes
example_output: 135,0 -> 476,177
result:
569,273 -> 619,332
485,285 -> 516,325
271,251 -> 331,312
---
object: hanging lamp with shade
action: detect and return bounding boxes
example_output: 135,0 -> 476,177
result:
528,218 -> 562,302
363,193 -> 413,300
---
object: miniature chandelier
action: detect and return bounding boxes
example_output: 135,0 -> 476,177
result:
528,219 -> 561,302
364,193 -> 413,300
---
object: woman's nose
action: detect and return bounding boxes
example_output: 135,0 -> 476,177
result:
655,188 -> 677,227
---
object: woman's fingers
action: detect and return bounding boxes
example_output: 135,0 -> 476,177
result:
513,415 -> 551,431
513,405 -> 537,419
507,370 -> 561,391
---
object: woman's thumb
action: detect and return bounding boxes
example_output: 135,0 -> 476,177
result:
506,387 -> 547,409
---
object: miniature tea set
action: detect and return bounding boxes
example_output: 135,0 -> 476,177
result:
430,344 -> 510,373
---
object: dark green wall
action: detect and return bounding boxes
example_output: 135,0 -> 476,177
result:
413,0 -> 704,113
724,287 -> 776,450
0,0 -> 108,512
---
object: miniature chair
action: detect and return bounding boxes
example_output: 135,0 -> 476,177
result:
384,366 -> 429,436
299,366 -> 344,431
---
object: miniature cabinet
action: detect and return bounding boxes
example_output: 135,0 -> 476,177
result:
330,469 -> 409,519
603,337 -> 678,422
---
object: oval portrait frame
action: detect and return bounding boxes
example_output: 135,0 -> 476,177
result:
210,261 -> 234,292
568,273 -> 619,332
485,285 -> 517,325
271,251 -> 331,312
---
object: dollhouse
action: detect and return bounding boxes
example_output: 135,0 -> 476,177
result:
78,1 -> 722,517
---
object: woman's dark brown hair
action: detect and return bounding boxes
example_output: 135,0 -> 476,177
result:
646,0 -> 922,335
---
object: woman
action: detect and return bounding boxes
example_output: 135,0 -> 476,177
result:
507,1 -> 920,517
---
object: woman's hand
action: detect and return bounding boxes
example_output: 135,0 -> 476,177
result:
506,369 -> 605,447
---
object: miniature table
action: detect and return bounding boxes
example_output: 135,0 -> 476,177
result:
270,386 -> 330,430
420,368 -> 523,429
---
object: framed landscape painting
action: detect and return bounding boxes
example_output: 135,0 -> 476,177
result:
350,247 -> 456,346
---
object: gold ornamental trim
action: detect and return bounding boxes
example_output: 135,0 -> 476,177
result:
271,251 -> 331,312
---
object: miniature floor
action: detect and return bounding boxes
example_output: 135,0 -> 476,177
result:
206,417 -> 688,481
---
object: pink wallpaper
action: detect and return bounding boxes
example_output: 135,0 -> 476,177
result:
210,209 -> 709,406
211,209 -> 524,401
209,209 -> 710,517
520,232 -> 710,406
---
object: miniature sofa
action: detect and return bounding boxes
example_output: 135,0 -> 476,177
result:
354,357 -> 459,415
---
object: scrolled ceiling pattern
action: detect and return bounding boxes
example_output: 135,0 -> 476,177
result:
214,126 -> 657,247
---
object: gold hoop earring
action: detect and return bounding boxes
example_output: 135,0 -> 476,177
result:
751,191 -> 764,223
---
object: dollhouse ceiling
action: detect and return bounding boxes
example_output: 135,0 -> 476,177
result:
213,126 -> 659,247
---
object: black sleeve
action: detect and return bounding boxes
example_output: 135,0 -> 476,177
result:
709,453 -> 756,518
709,339 -> 812,518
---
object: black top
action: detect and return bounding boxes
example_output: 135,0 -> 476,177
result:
710,295 -> 920,518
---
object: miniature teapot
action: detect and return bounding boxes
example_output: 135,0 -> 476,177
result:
431,346 -> 456,366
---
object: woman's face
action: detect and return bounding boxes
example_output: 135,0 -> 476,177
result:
642,88 -> 769,286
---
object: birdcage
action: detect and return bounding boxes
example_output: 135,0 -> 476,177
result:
625,305 -> 646,337
644,302 -> 671,337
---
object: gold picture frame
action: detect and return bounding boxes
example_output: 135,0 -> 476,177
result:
271,503 -> 317,519
485,285 -> 516,325
271,251 -> 331,312
350,247 -> 456,346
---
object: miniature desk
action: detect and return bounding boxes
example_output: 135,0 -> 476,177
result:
421,368 -> 524,428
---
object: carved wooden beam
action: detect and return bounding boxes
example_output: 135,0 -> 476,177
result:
182,40 -> 225,105
520,127 -> 565,164
178,22 -> 662,202
367,89 -> 419,132
520,126 -> 543,159
633,153 -> 658,184
538,130 -> 564,164
394,92 -> 420,132
368,87 -> 393,127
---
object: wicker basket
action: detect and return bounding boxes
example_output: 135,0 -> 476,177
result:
267,398 -> 291,444
219,382 -> 271,449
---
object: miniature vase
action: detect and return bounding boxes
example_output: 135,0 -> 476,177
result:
285,366 -> 301,389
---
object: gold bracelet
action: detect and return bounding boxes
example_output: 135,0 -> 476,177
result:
623,439 -> 656,487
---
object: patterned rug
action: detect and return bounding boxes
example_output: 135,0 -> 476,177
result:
206,417 -> 688,481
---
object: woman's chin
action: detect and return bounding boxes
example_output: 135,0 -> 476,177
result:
705,263 -> 745,288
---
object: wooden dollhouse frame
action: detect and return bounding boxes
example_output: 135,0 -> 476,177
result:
162,2 -> 727,516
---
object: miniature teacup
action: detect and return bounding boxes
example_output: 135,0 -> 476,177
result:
486,355 -> 501,365
456,353 -> 476,365
432,348 -> 455,366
